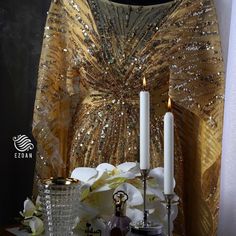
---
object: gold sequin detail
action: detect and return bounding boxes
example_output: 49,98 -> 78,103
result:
33,0 -> 224,235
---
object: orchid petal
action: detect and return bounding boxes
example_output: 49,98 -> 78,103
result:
147,186 -> 164,200
117,162 -> 139,173
73,216 -> 80,229
84,190 -> 114,219
108,171 -> 136,180
23,198 -> 36,218
149,168 -> 164,187
90,171 -> 110,191
170,204 -> 178,220
107,177 -> 127,190
148,200 -> 178,235
29,216 -> 44,235
35,196 -> 41,208
80,184 -> 91,200
148,200 -> 166,220
93,184 -> 111,193
149,167 -> 176,190
114,183 -> 143,207
96,163 -> 115,172
126,208 -> 143,224
71,167 -> 98,183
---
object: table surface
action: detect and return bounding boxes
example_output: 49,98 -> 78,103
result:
2,227 -> 165,236
0,225 -> 33,236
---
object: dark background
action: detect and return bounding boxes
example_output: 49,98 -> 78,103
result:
0,0 -> 171,227
0,0 -> 51,226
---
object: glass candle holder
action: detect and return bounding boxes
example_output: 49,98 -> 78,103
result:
39,177 -> 80,236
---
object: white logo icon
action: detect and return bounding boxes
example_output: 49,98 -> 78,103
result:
13,135 -> 34,152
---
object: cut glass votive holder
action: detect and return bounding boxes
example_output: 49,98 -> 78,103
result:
39,177 -> 80,236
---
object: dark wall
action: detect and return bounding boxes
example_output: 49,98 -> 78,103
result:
0,0 -> 50,226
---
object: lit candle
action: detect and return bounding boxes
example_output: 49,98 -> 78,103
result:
140,77 -> 150,170
164,98 -> 174,194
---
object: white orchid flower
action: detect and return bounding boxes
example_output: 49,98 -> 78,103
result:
148,167 -> 176,200
33,196 -> 43,216
71,167 -> 98,183
107,171 -> 136,185
148,199 -> 178,234
117,162 -> 140,175
71,164 -> 112,192
92,163 -> 125,191
126,208 -> 143,224
71,163 -> 139,195
115,183 -> 143,207
70,163 -> 178,236
149,168 -> 164,187
83,189 -> 114,219
35,196 -> 41,208
74,165 -> 140,226
147,196 -> 167,222
20,198 -> 36,218
147,167 -> 165,200
107,162 -> 139,182
29,216 -> 44,235
84,170 -> 110,193
96,163 -> 116,172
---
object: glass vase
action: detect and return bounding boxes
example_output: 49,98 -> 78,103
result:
39,177 -> 80,236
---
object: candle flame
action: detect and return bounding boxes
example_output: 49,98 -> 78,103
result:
143,77 -> 147,87
168,97 -> 172,111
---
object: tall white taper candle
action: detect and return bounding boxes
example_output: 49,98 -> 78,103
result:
140,78 -> 150,170
164,98 -> 174,194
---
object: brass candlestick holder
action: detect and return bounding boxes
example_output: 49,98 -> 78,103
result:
130,169 -> 163,235
162,193 -> 178,236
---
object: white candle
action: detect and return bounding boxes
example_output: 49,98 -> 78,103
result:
140,78 -> 150,170
164,98 -> 174,194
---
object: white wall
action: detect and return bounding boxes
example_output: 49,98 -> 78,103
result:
215,0 -> 236,235
215,0 -> 232,65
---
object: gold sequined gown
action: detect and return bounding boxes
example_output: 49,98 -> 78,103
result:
33,0 -> 224,235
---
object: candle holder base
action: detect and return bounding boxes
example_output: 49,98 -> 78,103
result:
130,222 -> 163,235
129,169 -> 162,235
162,193 -> 179,236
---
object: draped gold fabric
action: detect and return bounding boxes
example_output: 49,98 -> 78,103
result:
33,0 -> 224,235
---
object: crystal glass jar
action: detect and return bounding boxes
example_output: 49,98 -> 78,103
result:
39,177 -> 80,236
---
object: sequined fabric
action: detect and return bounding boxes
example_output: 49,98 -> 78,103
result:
33,0 -> 224,235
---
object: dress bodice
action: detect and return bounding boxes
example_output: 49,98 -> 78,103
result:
70,0 -> 178,106
64,0 -> 181,169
